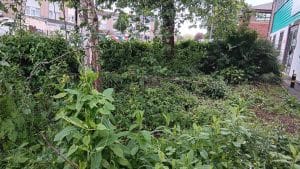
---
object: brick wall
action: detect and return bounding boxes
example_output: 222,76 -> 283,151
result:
248,21 -> 270,38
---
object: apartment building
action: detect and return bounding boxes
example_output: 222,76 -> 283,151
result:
269,0 -> 300,77
248,2 -> 273,38
1,0 -> 156,40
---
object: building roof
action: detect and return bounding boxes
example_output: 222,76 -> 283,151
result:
251,2 -> 273,11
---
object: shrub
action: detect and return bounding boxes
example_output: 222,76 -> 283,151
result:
224,28 -> 280,80
259,73 -> 282,84
167,76 -> 229,99
99,30 -> 281,84
201,76 -> 228,99
114,82 -> 198,129
219,66 -> 246,84
0,31 -> 79,94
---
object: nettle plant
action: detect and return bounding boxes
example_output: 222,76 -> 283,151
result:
52,70 -> 159,169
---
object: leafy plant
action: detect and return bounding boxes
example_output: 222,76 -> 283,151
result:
218,66 -> 246,84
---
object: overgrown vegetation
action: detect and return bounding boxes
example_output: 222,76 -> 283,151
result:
1,30 -> 299,169
100,28 -> 280,84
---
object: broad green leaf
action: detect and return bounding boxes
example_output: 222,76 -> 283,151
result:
129,124 -> 139,131
141,130 -> 152,143
289,144 -> 297,157
110,144 -> 124,158
96,123 -> 107,130
91,151 -> 102,169
130,146 -> 139,156
52,92 -> 67,99
0,60 -> 10,66
99,108 -> 111,115
200,150 -> 208,160
272,159 -> 291,164
117,158 -> 131,168
102,159 -> 110,168
293,164 -> 300,169
62,116 -> 88,129
54,126 -> 77,142
158,151 -> 165,161
79,161 -> 87,169
96,146 -> 104,152
82,135 -> 90,146
67,144 -> 78,157
65,89 -> 80,95
103,88 -> 114,100
104,102 -> 115,111
13,153 -> 29,163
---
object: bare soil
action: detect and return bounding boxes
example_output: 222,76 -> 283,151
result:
255,110 -> 300,134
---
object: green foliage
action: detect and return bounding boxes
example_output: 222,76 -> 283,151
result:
53,70 -> 159,168
206,0 -> 246,39
0,31 -> 79,94
0,32 -> 79,168
113,11 -> 130,33
201,76 -> 228,99
259,73 -> 282,84
0,30 -> 297,169
224,28 -> 280,79
99,29 -> 280,83
218,67 -> 246,84
114,82 -> 198,129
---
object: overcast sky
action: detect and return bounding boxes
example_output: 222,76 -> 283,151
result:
179,0 -> 274,36
245,0 -> 273,6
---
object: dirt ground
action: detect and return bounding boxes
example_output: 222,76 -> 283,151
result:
255,110 -> 300,134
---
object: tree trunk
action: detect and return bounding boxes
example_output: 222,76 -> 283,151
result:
80,0 -> 101,91
61,0 -> 68,40
74,0 -> 79,32
161,0 -> 175,59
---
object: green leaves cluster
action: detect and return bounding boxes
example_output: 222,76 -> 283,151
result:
53,70 -> 158,169
113,11 -> 130,33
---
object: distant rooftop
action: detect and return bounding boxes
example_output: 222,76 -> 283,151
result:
251,2 -> 273,11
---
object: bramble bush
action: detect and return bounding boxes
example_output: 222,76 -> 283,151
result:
99,28 -> 280,83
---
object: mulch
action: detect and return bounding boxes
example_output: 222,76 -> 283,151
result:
255,110 -> 300,134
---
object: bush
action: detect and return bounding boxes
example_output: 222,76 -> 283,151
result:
201,76 -> 228,99
173,76 -> 229,99
259,73 -> 282,84
0,31 -> 79,94
224,28 -> 280,80
218,66 -> 246,84
99,29 -> 280,83
114,82 -> 198,129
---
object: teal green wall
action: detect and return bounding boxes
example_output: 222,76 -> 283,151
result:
272,0 -> 300,33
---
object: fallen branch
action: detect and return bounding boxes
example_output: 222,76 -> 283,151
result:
40,131 -> 79,169
26,51 -> 75,80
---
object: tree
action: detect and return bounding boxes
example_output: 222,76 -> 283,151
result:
116,0 -> 210,58
205,0 -> 246,40
113,11 -> 130,33
50,0 -> 116,90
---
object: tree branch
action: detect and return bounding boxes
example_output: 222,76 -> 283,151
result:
40,132 -> 79,169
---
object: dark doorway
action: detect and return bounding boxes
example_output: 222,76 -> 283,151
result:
283,24 -> 299,74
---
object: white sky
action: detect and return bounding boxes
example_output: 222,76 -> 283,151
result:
245,0 -> 273,6
179,0 -> 274,36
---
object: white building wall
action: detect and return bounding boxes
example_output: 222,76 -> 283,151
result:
292,0 -> 300,15
289,26 -> 300,77
270,27 -> 289,62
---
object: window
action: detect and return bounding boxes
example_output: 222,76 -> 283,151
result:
25,6 -> 40,17
256,12 -> 271,21
272,34 -> 277,46
25,6 -> 30,15
278,32 -> 284,50
49,11 -> 54,19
